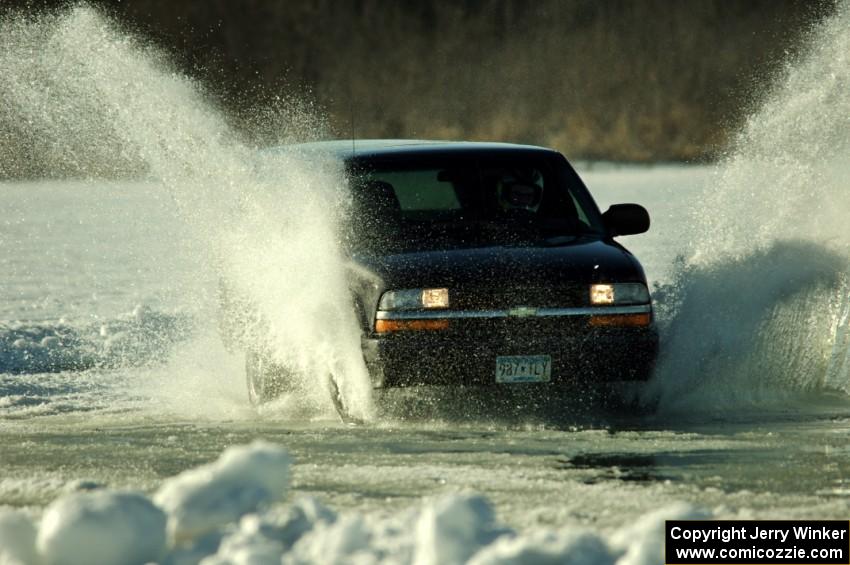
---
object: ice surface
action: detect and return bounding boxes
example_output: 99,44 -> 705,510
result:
36,491 -> 166,565
153,441 -> 291,542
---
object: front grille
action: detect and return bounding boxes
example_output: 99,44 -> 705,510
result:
449,315 -> 587,339
452,285 -> 587,310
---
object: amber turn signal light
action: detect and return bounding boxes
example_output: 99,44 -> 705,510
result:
588,313 -> 651,327
375,319 -> 450,333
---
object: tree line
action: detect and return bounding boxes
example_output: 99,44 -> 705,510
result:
2,0 -> 836,170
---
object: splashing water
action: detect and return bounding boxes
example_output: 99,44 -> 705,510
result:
2,3 -> 848,422
0,6 -> 373,420
649,2 -> 850,412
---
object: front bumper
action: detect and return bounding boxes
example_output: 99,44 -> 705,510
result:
361,306 -> 658,388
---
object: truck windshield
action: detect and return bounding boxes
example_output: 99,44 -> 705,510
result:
346,154 -> 605,253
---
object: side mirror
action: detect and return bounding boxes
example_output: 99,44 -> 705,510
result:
602,204 -> 650,236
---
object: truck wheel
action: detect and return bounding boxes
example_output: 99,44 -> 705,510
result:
245,348 -> 291,405
326,373 -> 364,425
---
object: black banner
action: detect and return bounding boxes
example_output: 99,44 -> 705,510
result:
666,521 -> 850,565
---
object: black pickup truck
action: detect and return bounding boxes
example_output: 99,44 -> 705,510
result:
232,140 -> 658,409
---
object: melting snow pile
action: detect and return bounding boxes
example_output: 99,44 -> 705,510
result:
0,442 -> 708,565
0,306 -> 192,374
153,441 -> 292,543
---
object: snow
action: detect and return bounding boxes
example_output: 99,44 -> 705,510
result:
412,494 -> 506,565
0,309 -> 192,375
609,502 -> 710,565
2,442 -> 718,565
469,530 -> 613,565
153,441 -> 292,542
0,510 -> 37,565
285,515 -> 373,564
36,491 -> 166,565
202,498 -> 336,565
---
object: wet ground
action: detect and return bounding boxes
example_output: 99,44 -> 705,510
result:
4,390 -> 850,530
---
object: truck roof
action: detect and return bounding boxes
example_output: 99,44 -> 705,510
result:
267,139 -> 559,160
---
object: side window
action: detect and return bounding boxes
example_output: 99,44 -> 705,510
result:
569,193 -> 591,226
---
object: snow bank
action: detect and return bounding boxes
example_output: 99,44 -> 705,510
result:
0,309 -> 192,375
0,510 -> 37,565
609,502 -> 710,565
413,494 -> 506,565
154,441 -> 291,542
36,491 -> 166,565
0,442 -> 716,565
469,530 -> 613,565
203,497 -> 336,565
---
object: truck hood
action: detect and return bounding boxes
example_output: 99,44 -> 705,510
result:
349,238 -> 646,290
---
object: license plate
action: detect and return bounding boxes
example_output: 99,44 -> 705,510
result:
495,355 -> 552,383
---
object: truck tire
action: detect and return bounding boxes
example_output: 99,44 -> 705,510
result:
245,348 -> 292,405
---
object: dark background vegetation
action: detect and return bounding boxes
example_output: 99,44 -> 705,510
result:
3,0 -> 838,162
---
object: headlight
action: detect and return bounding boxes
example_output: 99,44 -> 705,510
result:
590,283 -> 649,305
379,288 -> 449,310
